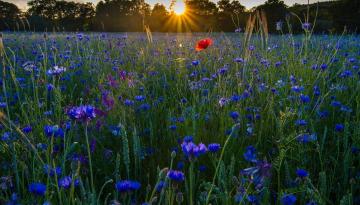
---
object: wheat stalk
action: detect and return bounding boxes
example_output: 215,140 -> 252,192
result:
0,33 -> 4,57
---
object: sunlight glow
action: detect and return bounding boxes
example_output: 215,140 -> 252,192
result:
173,0 -> 186,16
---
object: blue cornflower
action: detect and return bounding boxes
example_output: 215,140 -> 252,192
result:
124,99 -> 134,106
1,132 -> 11,142
47,66 -> 66,76
115,180 -> 141,192
291,85 -> 304,93
192,60 -> 200,66
167,170 -> 185,182
155,180 -> 166,192
231,94 -> 241,102
297,133 -> 317,143
247,195 -> 258,204
241,161 -> 271,190
43,164 -> 62,177
58,176 -> 79,189
67,105 -> 96,122
135,95 -> 145,101
296,169 -> 309,178
234,57 -> 244,63
177,161 -> 185,170
0,102 -> 7,108
300,94 -> 310,103
180,98 -> 187,104
340,105 -> 352,113
47,83 -> 55,91
317,110 -> 329,119
295,119 -> 307,126
28,182 -> 46,196
169,125 -> 177,131
208,143 -> 221,153
243,145 -> 257,163
43,125 -> 64,138
181,141 -> 207,158
183,135 -> 193,142
139,103 -> 151,111
229,111 -> 239,120
331,100 -> 342,107
313,86 -> 320,96
22,125 -> 32,134
351,146 -> 360,154
198,165 -> 207,172
302,22 -> 311,30
281,194 -> 296,205
320,63 -> 328,70
340,70 -> 353,78
335,124 -> 344,132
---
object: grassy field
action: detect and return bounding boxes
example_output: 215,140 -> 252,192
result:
0,32 -> 359,205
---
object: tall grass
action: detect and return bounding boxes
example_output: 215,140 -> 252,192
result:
0,29 -> 359,205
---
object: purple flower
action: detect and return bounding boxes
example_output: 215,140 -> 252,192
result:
243,146 -> 257,163
241,160 -> 271,190
58,176 -> 79,189
47,66 -> 66,76
181,141 -> 207,158
167,170 -> 185,182
208,143 -> 221,153
67,105 -> 96,122
234,57 -> 244,63
302,22 -> 311,30
115,180 -> 141,192
43,125 -> 64,138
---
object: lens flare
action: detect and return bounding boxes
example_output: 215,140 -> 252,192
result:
173,0 -> 186,15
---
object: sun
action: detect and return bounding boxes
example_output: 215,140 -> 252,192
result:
173,0 -> 186,16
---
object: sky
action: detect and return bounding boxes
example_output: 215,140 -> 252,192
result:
5,0 -> 327,11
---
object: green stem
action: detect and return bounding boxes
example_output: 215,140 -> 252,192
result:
85,124 -> 95,202
189,162 -> 194,205
205,125 -> 236,205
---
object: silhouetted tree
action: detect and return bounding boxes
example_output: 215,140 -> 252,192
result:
332,0 -> 360,32
257,0 -> 288,33
185,0 -> 218,31
217,0 -> 246,31
94,0 -> 150,31
1,0 -> 358,33
0,0 -> 21,31
148,3 -> 168,32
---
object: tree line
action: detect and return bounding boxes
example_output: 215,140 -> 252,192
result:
0,0 -> 359,33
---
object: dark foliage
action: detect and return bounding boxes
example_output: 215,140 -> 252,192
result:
0,0 -> 359,33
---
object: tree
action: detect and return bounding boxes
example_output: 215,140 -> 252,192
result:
148,3 -> 168,32
332,0 -> 360,32
256,0 -> 288,32
217,0 -> 246,32
0,0 -> 21,30
94,0 -> 150,31
28,0 -> 57,20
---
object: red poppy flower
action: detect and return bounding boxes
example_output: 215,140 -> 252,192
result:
195,38 -> 213,51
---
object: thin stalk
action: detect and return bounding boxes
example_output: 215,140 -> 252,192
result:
85,124 -> 95,202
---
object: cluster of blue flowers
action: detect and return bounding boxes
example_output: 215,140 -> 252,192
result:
67,105 -> 96,122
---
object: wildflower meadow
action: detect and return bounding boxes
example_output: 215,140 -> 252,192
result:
0,29 -> 359,204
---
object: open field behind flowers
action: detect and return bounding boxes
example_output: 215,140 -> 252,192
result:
0,32 -> 359,205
